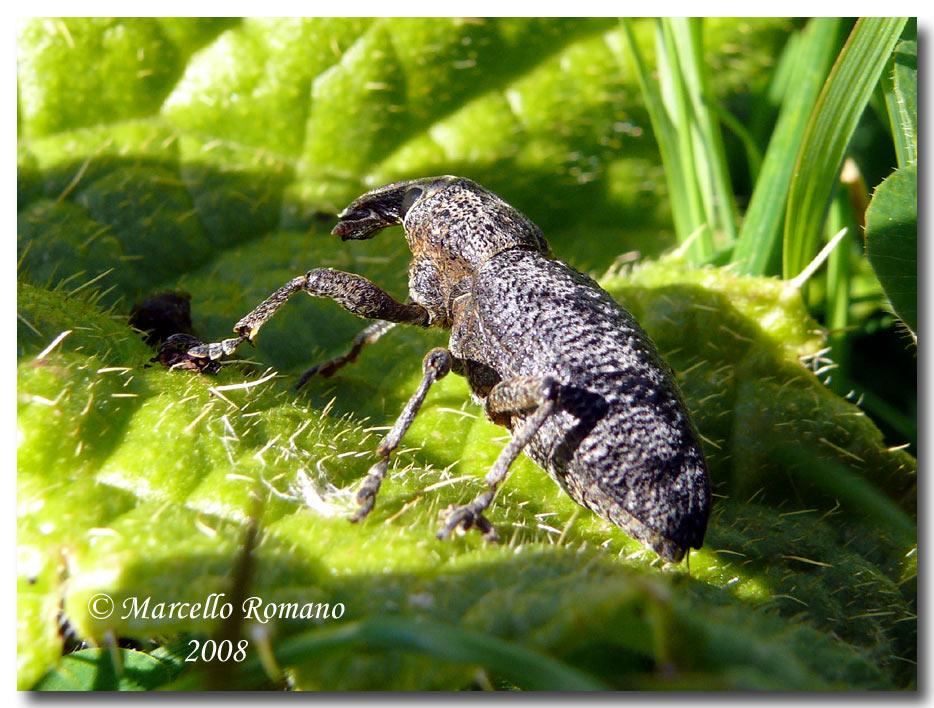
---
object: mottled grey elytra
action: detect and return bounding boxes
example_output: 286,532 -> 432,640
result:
161,176 -> 711,562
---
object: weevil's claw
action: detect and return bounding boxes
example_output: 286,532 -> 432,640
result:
474,514 -> 498,541
437,505 -> 499,542
349,500 -> 374,524
349,460 -> 387,523
232,321 -> 261,345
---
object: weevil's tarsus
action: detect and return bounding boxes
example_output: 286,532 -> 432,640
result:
186,334 -> 248,361
151,333 -> 222,374
296,320 -> 396,389
439,488 -> 499,542
438,376 -> 559,541
351,348 -> 453,524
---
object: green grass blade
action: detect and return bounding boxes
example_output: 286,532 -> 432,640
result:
665,18 -> 738,247
824,183 -> 858,372
619,20 -> 701,259
656,19 -> 714,260
733,18 -> 844,276
620,18 -> 740,263
881,40 -> 917,168
765,27 -> 802,106
782,17 -> 908,280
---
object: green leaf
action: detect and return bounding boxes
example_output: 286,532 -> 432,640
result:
17,18 -> 915,690
865,163 -> 917,334
783,17 -> 908,280
16,18 -> 229,138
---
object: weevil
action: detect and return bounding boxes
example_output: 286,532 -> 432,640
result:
163,176 -> 711,562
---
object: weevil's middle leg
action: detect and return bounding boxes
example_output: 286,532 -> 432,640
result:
180,269 -> 428,362
295,320 -> 396,390
350,347 -> 453,523
438,376 -> 559,541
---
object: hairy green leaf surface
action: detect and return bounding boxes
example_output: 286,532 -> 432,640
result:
18,18 -> 915,690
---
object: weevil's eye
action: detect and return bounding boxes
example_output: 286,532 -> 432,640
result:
401,187 -> 423,215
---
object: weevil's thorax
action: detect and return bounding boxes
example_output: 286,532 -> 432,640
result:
403,178 -> 552,326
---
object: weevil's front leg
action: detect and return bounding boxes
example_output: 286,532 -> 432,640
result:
351,347 -> 452,523
295,320 -> 397,389
181,269 -> 428,362
438,376 -> 559,541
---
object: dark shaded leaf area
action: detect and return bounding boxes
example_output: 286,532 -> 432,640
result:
18,19 -> 915,690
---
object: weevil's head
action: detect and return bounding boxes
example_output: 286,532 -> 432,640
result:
333,176 -> 551,263
332,177 -> 458,241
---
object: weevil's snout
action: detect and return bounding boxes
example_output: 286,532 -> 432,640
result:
332,176 -> 457,241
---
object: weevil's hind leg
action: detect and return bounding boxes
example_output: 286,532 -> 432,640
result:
176,269 -> 428,364
351,348 -> 452,523
295,320 -> 396,390
438,376 -> 559,542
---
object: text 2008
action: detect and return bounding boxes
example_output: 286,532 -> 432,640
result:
185,639 -> 249,662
